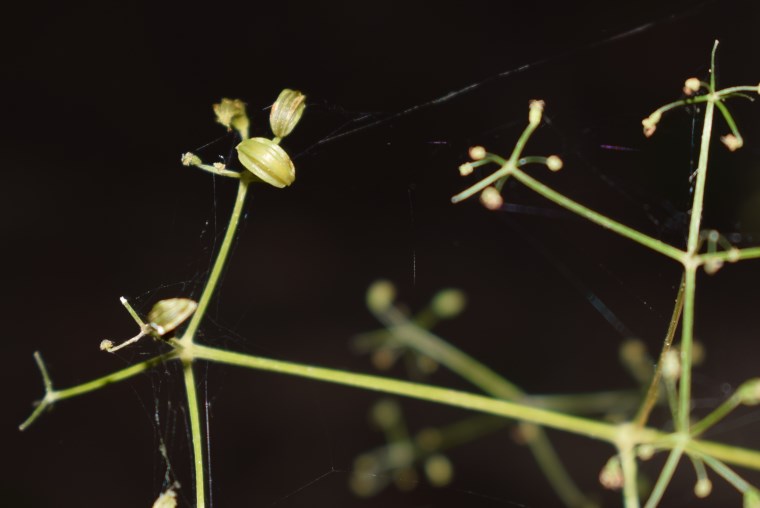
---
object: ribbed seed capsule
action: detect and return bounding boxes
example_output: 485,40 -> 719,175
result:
148,298 -> 198,336
270,89 -> 306,139
236,137 -> 296,188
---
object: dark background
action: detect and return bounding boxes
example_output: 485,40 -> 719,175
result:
3,1 -> 760,506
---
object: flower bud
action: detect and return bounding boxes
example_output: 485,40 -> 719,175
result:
236,137 -> 296,188
424,454 -> 454,487
528,100 -> 545,126
431,289 -> 466,318
269,89 -> 306,139
148,298 -> 198,336
642,111 -> 661,138
683,77 -> 701,95
599,455 -> 623,490
737,378 -> 760,405
546,155 -> 563,171
459,162 -> 474,176
480,187 -> 503,210
721,134 -> 743,152
469,146 -> 486,160
694,478 -> 712,498
367,279 -> 396,312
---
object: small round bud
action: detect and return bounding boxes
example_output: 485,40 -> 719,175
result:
371,398 -> 401,429
424,454 -> 454,487
637,444 -> 654,461
269,89 -> 306,139
480,187 -> 503,210
236,137 -> 296,188
367,280 -> 396,312
694,478 -> 712,498
213,98 -> 249,139
431,289 -> 466,318
720,134 -> 743,152
546,155 -> 563,171
684,77 -> 701,95
599,455 -> 623,490
468,146 -> 486,160
181,152 -> 202,167
148,298 -> 198,336
528,100 -> 545,126
737,378 -> 760,405
662,350 -> 681,381
99,339 -> 114,351
459,162 -> 474,176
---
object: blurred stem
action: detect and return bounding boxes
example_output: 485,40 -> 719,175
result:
375,305 -> 593,507
634,274 -> 686,428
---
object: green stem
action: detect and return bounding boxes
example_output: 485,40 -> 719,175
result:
644,442 -> 686,508
193,343 -> 621,441
701,454 -> 752,493
699,246 -> 759,264
183,360 -> 206,508
376,305 -> 593,507
620,445 -> 640,508
690,390 -> 742,438
510,167 -> 686,263
181,177 -> 250,345
634,274 -> 686,428
19,351 -> 177,430
677,266 -> 697,432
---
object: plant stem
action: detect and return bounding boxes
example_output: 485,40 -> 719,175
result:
375,305 -> 594,507
679,99 -> 715,433
644,442 -> 686,508
178,175 -> 251,507
510,167 -> 686,263
181,177 -> 251,346
620,445 -> 640,508
634,274 -> 686,428
183,359 -> 206,508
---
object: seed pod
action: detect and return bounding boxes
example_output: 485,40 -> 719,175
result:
148,298 -> 198,336
269,89 -> 306,139
236,137 -> 296,188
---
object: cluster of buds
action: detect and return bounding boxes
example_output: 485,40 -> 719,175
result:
235,89 -> 306,188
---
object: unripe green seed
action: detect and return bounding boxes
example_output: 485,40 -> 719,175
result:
270,89 -> 306,139
236,137 -> 296,188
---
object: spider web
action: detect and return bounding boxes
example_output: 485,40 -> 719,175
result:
10,1 -> 760,507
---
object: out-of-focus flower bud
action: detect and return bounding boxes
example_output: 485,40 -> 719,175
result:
269,89 -> 306,139
721,134 -> 743,152
148,298 -> 198,336
431,289 -> 466,318
683,77 -> 701,95
480,187 -> 503,210
367,280 -> 396,312
236,137 -> 296,188
642,111 -> 662,138
213,98 -> 250,139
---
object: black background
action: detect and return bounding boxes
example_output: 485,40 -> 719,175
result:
3,1 -> 760,506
